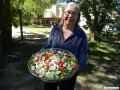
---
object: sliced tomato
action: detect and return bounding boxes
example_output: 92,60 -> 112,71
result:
59,62 -> 63,67
45,61 -> 50,68
58,60 -> 63,64
34,59 -> 39,62
37,56 -> 42,61
60,66 -> 64,71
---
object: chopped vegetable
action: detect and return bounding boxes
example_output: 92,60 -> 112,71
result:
28,48 -> 78,81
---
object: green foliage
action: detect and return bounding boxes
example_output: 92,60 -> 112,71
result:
10,0 -> 57,27
10,0 -> 25,27
22,0 -> 57,17
21,0 -> 57,25
78,0 -> 119,41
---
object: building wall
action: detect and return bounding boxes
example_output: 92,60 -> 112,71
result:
44,5 -> 63,18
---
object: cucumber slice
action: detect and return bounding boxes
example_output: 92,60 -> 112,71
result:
56,71 -> 61,75
56,55 -> 60,60
42,56 -> 45,60
67,67 -> 72,71
50,67 -> 55,71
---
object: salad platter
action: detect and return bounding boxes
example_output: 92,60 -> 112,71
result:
28,48 -> 78,83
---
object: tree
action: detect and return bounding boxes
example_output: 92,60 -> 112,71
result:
2,0 -> 12,52
0,0 -> 25,65
11,0 -> 25,41
10,0 -> 57,42
0,0 -> 57,65
0,0 -> 12,65
22,0 -> 57,17
0,0 -> 4,66
79,0 -> 118,41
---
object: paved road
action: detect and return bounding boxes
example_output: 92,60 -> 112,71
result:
12,26 -> 30,38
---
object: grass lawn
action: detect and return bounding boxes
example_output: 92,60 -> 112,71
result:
23,25 -> 90,36
76,41 -> 120,90
23,26 -> 52,35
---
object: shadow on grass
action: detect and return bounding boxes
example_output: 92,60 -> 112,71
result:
77,41 -> 120,89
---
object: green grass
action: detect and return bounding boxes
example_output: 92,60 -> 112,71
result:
23,26 -> 52,35
77,41 -> 120,90
23,26 -> 90,37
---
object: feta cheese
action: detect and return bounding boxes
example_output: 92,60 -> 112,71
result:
31,66 -> 35,71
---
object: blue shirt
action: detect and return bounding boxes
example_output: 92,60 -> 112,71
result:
42,25 -> 88,72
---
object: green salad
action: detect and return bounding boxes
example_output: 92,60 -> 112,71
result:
28,48 -> 78,81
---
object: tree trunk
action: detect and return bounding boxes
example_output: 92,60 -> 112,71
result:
0,0 -> 4,66
89,28 -> 95,41
2,0 -> 12,53
19,9 -> 24,41
1,0 -> 12,65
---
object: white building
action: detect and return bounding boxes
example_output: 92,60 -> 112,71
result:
44,5 -> 63,18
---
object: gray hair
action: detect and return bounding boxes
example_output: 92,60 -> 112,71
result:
59,2 -> 80,26
64,2 -> 80,14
